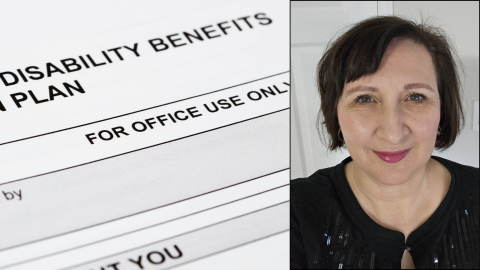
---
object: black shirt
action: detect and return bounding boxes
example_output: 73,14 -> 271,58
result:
291,156 -> 479,269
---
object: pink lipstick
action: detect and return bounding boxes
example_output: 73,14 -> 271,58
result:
373,149 -> 411,163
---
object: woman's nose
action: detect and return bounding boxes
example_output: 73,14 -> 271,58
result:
377,104 -> 407,145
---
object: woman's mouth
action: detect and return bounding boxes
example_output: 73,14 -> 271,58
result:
372,149 -> 411,163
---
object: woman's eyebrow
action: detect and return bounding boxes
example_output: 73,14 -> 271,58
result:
344,85 -> 378,97
404,83 -> 435,92
344,83 -> 435,97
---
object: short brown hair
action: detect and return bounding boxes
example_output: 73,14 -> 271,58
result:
316,15 -> 465,151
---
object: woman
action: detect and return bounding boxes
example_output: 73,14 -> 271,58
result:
291,16 -> 479,269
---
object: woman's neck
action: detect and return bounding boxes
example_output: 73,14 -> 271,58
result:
344,158 -> 450,239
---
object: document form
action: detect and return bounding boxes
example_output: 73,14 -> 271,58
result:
0,1 -> 289,269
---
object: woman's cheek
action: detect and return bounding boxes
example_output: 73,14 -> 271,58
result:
342,114 -> 376,145
404,106 -> 440,137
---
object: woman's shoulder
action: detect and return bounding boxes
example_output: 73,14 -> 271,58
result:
432,155 -> 479,196
433,156 -> 478,182
291,165 -> 339,203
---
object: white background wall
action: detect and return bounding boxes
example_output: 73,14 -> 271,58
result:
291,1 -> 479,179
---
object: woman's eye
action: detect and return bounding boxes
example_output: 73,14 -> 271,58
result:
407,93 -> 427,103
355,95 -> 374,104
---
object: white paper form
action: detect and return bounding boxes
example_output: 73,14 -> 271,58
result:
0,1 -> 289,269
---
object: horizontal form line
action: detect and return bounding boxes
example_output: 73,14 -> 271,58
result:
0,168 -> 288,254
2,183 -> 289,269
0,108 -> 288,186
0,71 -> 288,146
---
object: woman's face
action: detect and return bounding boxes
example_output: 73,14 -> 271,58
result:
337,38 -> 441,184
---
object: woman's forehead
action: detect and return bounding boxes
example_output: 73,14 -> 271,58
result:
383,38 -> 432,64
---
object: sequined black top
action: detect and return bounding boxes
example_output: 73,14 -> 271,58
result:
291,156 -> 479,269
